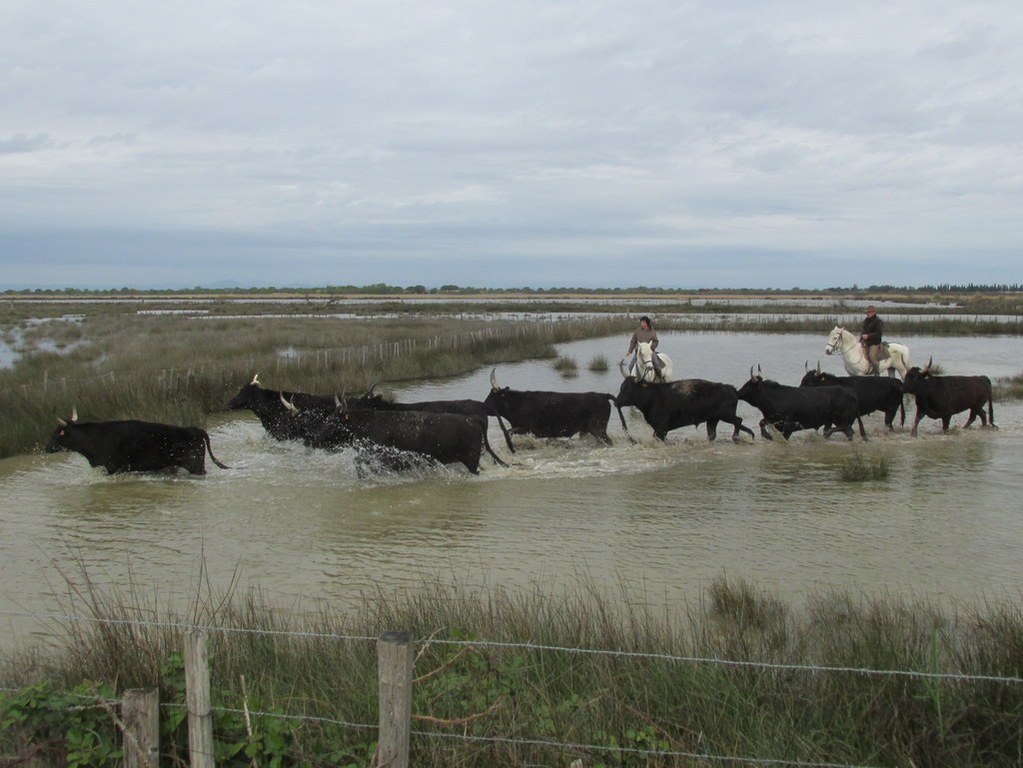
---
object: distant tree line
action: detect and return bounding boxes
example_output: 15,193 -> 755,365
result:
3,283 -> 1022,296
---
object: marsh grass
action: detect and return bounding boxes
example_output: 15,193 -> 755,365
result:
839,451 -> 892,482
995,372 -> 1023,400
587,354 -> 609,372
553,355 -> 578,377
0,313 -> 629,458
3,571 -> 1022,767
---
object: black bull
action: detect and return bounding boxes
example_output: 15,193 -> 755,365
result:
903,364 -> 996,437
737,370 -> 867,441
353,388 -> 516,453
303,408 -> 502,474
227,374 -> 354,441
799,367 -> 905,430
484,369 -> 627,445
47,418 -> 230,475
616,374 -> 755,442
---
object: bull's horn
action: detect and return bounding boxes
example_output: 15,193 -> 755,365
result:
250,373 -> 261,386
490,368 -> 499,391
367,381 -> 379,397
925,356 -> 933,371
335,393 -> 348,413
71,406 -> 78,422
56,415 -> 68,428
749,366 -> 755,380
804,360 -> 809,372
279,392 -> 298,413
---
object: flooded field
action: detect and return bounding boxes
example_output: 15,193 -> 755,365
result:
2,331 -> 1021,648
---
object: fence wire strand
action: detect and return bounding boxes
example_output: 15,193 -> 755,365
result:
3,608 -> 1021,686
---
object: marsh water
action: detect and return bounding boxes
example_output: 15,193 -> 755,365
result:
2,332 -> 1022,648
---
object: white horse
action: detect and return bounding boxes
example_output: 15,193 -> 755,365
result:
824,326 -> 910,378
627,341 -> 673,382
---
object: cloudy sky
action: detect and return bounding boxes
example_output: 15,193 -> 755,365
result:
2,1 -> 1021,290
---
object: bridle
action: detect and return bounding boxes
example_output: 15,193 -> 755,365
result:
826,328 -> 856,356
635,344 -> 657,381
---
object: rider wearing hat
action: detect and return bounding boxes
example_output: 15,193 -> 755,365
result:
626,316 -> 665,380
860,305 -> 883,375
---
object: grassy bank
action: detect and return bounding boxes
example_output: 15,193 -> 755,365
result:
2,575 -> 1022,767
0,314 -> 632,459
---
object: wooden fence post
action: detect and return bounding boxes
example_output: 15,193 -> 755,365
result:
377,631 -> 414,768
184,630 -> 215,768
122,687 -> 159,768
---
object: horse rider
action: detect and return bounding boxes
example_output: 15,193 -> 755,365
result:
626,315 -> 665,380
860,305 -> 883,375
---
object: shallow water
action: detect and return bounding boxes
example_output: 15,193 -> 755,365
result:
2,332 -> 1021,648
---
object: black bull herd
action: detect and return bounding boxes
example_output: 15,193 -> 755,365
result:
46,360 -> 997,477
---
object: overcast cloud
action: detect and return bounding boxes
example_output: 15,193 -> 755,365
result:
2,0 -> 1021,289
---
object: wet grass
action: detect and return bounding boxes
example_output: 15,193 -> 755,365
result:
839,452 -> 892,482
995,372 -> 1023,401
588,354 -> 609,372
553,355 -> 579,377
2,573 -> 1022,767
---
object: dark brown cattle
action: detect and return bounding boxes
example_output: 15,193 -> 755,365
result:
483,369 -> 626,445
737,367 -> 866,441
616,366 -> 754,442
47,411 -> 229,475
902,359 -> 996,436
799,364 -> 905,430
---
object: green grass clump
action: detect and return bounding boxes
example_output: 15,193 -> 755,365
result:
587,355 -> 609,372
839,452 -> 892,482
553,355 -> 578,377
3,573 -> 1023,767
995,372 -> 1023,401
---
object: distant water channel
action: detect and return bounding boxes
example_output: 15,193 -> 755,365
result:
2,332 -> 1022,648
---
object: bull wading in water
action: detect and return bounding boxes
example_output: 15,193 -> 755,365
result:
484,369 -> 627,445
47,409 -> 230,475
616,360 -> 753,442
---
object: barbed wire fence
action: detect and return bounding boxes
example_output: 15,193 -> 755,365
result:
2,608 -> 1021,768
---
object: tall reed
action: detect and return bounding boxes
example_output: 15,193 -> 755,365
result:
3,572 -> 1022,767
